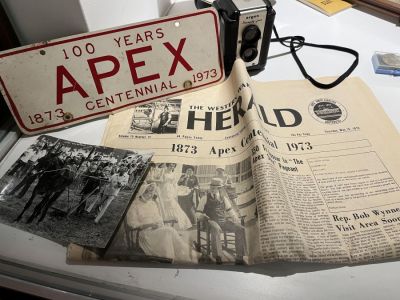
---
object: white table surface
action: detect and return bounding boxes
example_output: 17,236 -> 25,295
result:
0,0 -> 399,299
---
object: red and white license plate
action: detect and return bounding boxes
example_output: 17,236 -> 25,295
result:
0,8 -> 223,135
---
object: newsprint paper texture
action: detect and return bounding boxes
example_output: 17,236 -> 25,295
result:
68,59 -> 400,264
0,135 -> 152,248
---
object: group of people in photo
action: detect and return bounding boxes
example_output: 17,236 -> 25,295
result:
2,135 -> 250,263
4,137 -> 146,225
125,162 -> 247,264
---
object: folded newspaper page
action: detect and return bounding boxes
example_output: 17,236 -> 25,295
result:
0,135 -> 152,248
68,59 -> 400,264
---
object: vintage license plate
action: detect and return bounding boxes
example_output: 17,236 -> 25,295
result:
0,8 -> 223,135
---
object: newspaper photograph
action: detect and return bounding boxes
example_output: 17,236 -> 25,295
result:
68,159 -> 260,264
0,135 -> 152,247
69,59 -> 400,264
129,99 -> 182,134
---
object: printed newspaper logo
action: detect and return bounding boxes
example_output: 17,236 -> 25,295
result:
309,98 -> 347,124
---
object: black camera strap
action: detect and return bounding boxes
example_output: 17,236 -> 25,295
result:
271,26 -> 359,89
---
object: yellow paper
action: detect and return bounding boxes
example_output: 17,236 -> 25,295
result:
298,0 -> 352,16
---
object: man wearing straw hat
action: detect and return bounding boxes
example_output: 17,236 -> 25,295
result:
196,177 -> 245,264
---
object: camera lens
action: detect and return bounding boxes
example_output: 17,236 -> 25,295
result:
242,25 -> 261,43
240,47 -> 258,62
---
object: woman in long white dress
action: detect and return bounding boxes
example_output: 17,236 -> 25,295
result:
127,183 -> 199,263
158,163 -> 192,230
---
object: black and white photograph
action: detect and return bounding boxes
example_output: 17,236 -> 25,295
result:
0,135 -> 152,248
72,157 -> 260,265
128,99 -> 181,134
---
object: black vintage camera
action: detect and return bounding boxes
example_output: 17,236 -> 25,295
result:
195,0 -> 276,76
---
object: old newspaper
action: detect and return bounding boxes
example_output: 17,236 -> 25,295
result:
68,59 -> 400,265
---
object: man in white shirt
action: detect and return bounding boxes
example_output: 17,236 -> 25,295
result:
94,165 -> 129,223
7,147 -> 35,177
